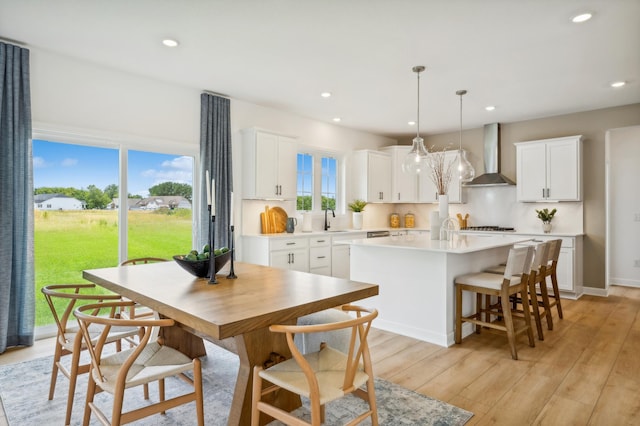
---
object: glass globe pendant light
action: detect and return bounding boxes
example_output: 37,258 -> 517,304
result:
402,66 -> 430,175
456,89 -> 475,182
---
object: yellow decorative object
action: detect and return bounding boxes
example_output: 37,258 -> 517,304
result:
405,213 -> 415,228
390,213 -> 400,228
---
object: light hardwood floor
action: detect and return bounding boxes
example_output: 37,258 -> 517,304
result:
1,285 -> 639,425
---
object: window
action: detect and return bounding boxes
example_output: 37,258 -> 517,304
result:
321,157 -> 336,210
296,149 -> 341,212
296,153 -> 312,210
32,134 -> 197,331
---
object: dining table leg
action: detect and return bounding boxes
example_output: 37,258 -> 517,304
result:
229,323 -> 299,426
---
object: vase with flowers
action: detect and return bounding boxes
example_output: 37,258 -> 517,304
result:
426,147 -> 456,220
348,199 -> 368,230
536,208 -> 557,233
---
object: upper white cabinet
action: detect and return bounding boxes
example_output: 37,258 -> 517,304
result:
380,146 -> 417,203
515,135 -> 582,202
351,150 -> 391,203
242,128 -> 297,199
418,150 -> 463,203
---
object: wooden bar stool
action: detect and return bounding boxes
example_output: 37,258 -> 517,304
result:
455,245 -> 535,360
485,241 -> 552,340
544,239 -> 564,319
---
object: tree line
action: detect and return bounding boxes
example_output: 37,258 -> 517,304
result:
35,182 -> 193,210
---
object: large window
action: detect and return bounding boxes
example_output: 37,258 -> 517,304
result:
296,149 -> 340,212
33,135 -> 196,329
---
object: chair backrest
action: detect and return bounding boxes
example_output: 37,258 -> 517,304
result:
503,245 -> 535,284
74,300 -> 174,387
269,305 -> 378,394
531,241 -> 551,272
41,284 -> 122,339
121,257 -> 168,266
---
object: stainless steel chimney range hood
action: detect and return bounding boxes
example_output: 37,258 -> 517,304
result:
463,123 -> 515,187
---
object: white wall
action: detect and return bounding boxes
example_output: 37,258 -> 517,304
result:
606,125 -> 640,287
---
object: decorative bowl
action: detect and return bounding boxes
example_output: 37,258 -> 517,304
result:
173,250 -> 232,278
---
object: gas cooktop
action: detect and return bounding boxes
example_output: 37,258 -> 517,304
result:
461,226 -> 516,232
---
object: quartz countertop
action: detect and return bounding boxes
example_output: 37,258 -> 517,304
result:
347,233 -> 533,254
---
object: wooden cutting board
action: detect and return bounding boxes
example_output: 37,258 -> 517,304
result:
260,206 -> 288,234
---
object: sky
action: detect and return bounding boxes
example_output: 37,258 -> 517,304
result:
33,140 -> 193,197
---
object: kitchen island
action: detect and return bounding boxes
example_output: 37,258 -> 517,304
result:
349,233 -> 532,347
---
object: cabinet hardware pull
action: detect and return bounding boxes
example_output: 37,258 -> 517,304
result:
286,242 -> 296,245
291,253 -> 295,263
317,256 -> 326,259
287,253 -> 291,264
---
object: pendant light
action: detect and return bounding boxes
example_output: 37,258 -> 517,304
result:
456,89 -> 475,182
402,66 -> 430,175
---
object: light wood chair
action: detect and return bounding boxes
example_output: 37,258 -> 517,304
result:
455,245 -> 535,360
544,239 -> 564,320
41,284 -> 140,426
74,300 -> 204,426
485,241 -> 553,340
119,258 -> 168,320
251,305 -> 379,426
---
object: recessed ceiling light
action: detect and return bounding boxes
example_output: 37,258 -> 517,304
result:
332,117 -> 341,122
321,92 -> 332,98
162,39 -> 179,47
571,13 -> 592,23
485,105 -> 496,111
610,81 -> 626,88
408,121 -> 416,126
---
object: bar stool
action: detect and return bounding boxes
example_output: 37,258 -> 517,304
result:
455,245 -> 535,360
544,239 -> 564,319
485,241 -> 552,340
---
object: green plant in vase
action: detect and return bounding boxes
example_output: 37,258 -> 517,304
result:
536,208 -> 557,233
348,199 -> 367,230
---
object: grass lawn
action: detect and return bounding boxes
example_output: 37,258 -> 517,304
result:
35,209 -> 192,326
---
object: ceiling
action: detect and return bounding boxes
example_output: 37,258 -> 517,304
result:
1,0 -> 638,140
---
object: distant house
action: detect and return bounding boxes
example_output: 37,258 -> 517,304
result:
34,193 -> 85,210
131,196 -> 191,211
109,197 -> 141,210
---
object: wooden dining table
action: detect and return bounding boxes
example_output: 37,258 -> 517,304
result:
83,261 -> 379,426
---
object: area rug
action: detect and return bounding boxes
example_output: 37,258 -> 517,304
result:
0,340 -> 473,425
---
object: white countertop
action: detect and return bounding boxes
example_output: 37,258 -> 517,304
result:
348,233 -> 533,254
243,228 -> 583,239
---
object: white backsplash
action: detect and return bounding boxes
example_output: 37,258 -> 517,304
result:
240,186 -> 583,235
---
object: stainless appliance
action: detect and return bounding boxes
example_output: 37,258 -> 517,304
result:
461,226 -> 515,232
463,123 -> 516,187
367,230 -> 390,238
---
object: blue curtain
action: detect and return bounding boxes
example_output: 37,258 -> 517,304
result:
199,94 -> 233,250
0,42 -> 34,353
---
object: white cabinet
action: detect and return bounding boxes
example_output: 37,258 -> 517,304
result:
418,150 -> 463,203
515,135 -> 582,202
242,128 -> 297,199
351,150 -> 391,203
268,237 -> 308,272
309,236 -> 331,276
331,232 -> 367,279
380,146 -> 417,203
243,236 -> 309,272
331,244 -> 350,279
515,235 -> 583,298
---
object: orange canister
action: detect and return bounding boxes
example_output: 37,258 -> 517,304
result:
405,212 -> 415,228
390,213 -> 400,228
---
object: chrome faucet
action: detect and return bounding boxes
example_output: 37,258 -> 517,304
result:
324,201 -> 335,231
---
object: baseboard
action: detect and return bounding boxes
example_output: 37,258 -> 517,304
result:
609,278 -> 640,287
582,287 -> 609,297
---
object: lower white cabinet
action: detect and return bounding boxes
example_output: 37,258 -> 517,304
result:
243,232 -> 368,278
331,244 -> 350,279
517,235 -> 582,298
309,236 -> 331,276
243,236 -> 309,272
